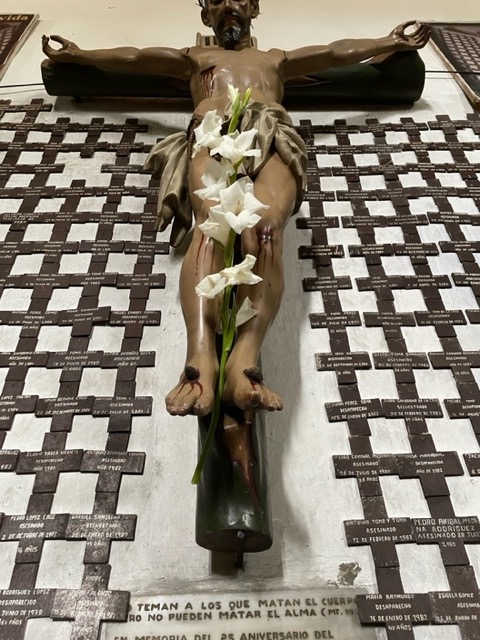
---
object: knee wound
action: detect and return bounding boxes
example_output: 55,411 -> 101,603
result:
256,224 -> 277,247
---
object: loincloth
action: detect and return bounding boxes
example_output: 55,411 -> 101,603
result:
144,102 -> 307,248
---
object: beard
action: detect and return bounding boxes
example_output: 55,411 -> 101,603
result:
217,12 -> 248,49
222,25 -> 243,49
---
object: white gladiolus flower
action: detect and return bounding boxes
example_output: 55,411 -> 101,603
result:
220,254 -> 263,286
194,159 -> 234,202
192,111 -> 223,156
227,84 -> 240,107
196,254 -> 262,299
195,272 -> 228,299
225,207 -> 261,235
198,209 -> 231,247
209,129 -> 261,165
235,297 -> 257,328
210,177 -> 267,235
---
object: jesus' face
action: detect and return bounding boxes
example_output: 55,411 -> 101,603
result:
202,0 -> 259,49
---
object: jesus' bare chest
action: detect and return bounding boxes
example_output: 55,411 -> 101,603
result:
188,46 -> 286,105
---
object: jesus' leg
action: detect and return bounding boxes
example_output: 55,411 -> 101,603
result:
222,152 -> 298,412
165,148 -> 223,416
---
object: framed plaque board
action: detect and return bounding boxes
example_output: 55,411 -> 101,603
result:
429,23 -> 480,108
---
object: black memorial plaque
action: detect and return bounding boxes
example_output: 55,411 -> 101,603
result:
0,589 -> 56,640
345,518 -> 413,543
429,211 -> 480,225
316,352 -> 371,384
430,351 -> 480,384
430,591 -> 480,638
412,517 -> 480,565
416,309 -> 466,332
430,351 -> 480,369
357,274 -> 452,292
66,514 -> 137,563
383,398 -> 443,421
364,311 -> 416,328
35,396 -> 95,431
445,399 -> 480,431
101,351 -> 156,369
0,396 -> 38,430
0,352 -> 48,369
310,311 -> 361,329
326,398 -> 383,422
52,588 -> 130,639
81,451 -> 146,492
0,514 -> 69,562
298,244 -> 345,259
396,452 -> 463,496
78,240 -> 124,260
109,310 -> 161,338
58,307 -> 111,336
345,517 -> 414,567
303,275 -> 352,292
109,310 -> 161,326
4,310 -> 59,338
440,240 -> 480,254
334,454 -> 397,478
93,397 -> 153,431
357,592 -> 433,627
69,273 -> 118,290
396,452 -> 463,477
116,273 -> 166,298
47,351 -> 104,382
124,240 -> 169,262
452,273 -> 480,292
16,450 -> 84,493
334,454 -> 396,496
296,216 -> 339,230
464,453 -> 480,476
467,309 -> 480,324
343,213 -> 429,230
349,243 -> 394,261
374,353 -> 429,383
0,451 -> 18,472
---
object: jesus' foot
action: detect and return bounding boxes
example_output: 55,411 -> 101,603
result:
166,358 -> 218,417
223,364 -> 283,412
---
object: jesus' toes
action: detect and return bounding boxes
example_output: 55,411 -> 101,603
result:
165,394 -> 193,416
191,395 -> 215,417
250,388 -> 283,412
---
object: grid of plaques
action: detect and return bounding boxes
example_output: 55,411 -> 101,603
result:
432,26 -> 480,73
2,98 -> 480,639
0,99 -> 167,640
297,114 -> 480,639
430,25 -> 480,97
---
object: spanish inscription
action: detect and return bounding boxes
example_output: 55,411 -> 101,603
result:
105,590 -> 375,640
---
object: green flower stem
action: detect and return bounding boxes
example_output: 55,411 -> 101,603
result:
192,87 -> 253,484
227,162 -> 243,187
191,333 -> 231,485
228,114 -> 239,136
191,230 -> 238,485
191,283 -> 236,485
224,229 -> 236,268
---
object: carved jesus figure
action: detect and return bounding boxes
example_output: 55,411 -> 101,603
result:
42,1 -> 429,418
